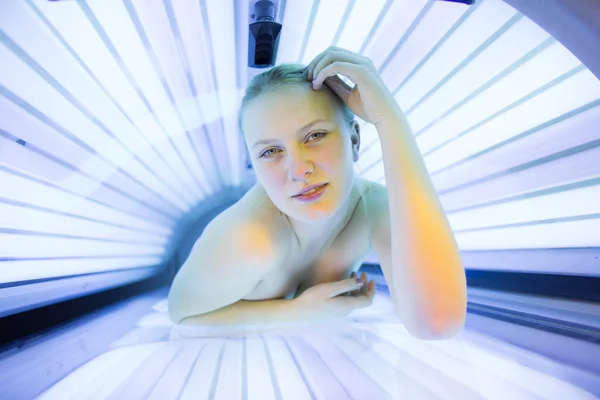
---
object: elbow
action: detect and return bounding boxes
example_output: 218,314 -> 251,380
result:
167,304 -> 183,325
406,321 -> 464,341
405,310 -> 467,341
413,291 -> 467,340
167,298 -> 209,326
168,309 -> 184,325
409,323 -> 464,341
169,307 -> 196,326
167,293 -> 186,325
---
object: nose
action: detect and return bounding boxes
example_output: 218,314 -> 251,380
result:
286,149 -> 313,182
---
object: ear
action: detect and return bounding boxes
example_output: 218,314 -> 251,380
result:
350,121 -> 360,162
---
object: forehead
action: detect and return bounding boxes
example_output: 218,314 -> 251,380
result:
242,84 -> 341,140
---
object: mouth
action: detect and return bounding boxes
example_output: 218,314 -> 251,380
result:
293,183 -> 328,197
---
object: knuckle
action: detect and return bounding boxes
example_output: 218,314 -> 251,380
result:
320,53 -> 335,68
320,63 -> 333,75
322,53 -> 334,65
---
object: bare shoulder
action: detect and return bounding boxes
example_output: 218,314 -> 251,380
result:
361,178 -> 386,196
223,184 -> 292,266
357,178 -> 388,214
168,187 -> 287,322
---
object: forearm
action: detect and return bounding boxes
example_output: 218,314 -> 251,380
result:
177,299 -> 305,335
376,109 -> 467,337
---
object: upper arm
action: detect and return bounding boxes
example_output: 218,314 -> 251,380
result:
167,210 -> 284,324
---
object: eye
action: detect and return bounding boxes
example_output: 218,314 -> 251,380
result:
307,131 -> 327,141
259,148 -> 279,158
258,131 -> 328,159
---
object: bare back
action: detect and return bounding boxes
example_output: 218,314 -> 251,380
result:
231,178 -> 376,301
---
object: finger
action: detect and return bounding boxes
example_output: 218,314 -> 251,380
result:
306,46 -> 354,81
360,272 -> 368,296
306,51 -> 327,82
323,75 -> 352,104
351,271 -> 361,296
325,277 -> 364,298
312,49 -> 365,85
313,62 -> 368,91
367,280 -> 377,301
348,272 -> 356,296
349,281 -> 376,309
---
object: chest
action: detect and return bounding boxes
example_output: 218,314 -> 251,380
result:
242,201 -> 373,301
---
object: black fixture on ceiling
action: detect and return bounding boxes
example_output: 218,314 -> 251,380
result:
248,0 -> 283,68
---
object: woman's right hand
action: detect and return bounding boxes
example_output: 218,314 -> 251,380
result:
291,272 -> 376,321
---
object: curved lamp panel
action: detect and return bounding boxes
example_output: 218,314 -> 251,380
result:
344,0 -> 600,272
0,0 -> 252,317
1,2 -> 600,399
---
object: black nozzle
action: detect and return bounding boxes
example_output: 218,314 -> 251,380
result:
248,1 -> 282,68
255,0 -> 275,21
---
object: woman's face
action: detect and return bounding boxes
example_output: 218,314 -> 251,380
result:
242,83 -> 360,224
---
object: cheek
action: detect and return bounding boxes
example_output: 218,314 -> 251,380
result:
324,145 -> 351,171
308,140 -> 344,165
256,165 -> 287,188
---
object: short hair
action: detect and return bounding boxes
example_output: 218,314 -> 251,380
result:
238,63 -> 355,136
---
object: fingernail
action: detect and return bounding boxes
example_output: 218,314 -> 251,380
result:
356,278 -> 364,287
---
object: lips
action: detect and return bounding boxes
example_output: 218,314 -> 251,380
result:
293,183 -> 327,197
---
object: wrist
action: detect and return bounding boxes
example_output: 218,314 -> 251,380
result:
288,297 -> 309,320
374,106 -> 406,131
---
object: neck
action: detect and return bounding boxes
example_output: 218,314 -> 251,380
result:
285,182 -> 361,250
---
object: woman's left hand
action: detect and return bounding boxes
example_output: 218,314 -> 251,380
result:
306,46 -> 401,126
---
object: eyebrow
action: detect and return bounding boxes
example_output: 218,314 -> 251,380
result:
251,119 -> 329,148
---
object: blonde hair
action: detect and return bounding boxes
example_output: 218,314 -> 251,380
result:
238,63 -> 355,137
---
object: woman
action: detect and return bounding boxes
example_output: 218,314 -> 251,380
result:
168,47 -> 467,340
